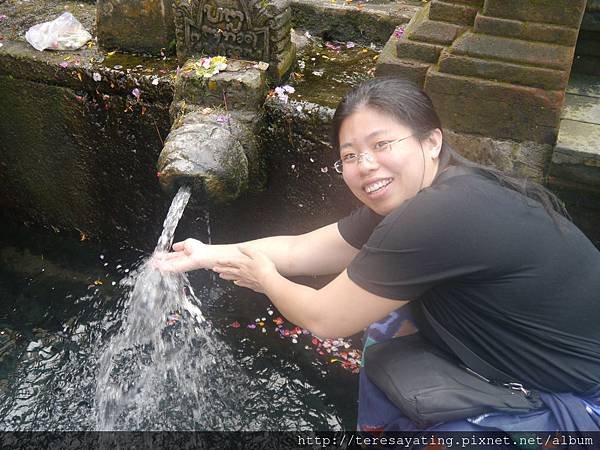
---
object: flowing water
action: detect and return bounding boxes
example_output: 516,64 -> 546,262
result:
95,185 -> 220,429
0,190 -> 358,431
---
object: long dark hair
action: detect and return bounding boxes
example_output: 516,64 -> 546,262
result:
331,77 -> 571,221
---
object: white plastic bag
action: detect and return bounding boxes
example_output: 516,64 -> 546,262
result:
25,12 -> 92,51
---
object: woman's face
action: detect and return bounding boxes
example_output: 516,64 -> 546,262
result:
338,105 -> 442,215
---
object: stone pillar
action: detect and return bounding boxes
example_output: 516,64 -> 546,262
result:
97,0 -> 176,55
173,0 -> 295,81
422,0 -> 587,178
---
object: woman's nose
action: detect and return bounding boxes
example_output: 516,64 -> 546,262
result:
357,152 -> 379,171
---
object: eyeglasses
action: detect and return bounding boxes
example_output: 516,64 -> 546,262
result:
333,134 -> 415,174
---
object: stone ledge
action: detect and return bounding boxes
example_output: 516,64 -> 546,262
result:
0,41 -> 176,104
438,50 -> 568,90
566,73 -> 600,98
551,120 -> 600,187
562,94 -> 600,123
474,14 -> 580,47
483,0 -> 587,29
450,31 -> 574,71
290,0 -> 419,45
429,1 -> 480,26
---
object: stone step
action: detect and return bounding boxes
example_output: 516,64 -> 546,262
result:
406,18 -> 467,46
551,120 -> 600,188
474,14 -> 579,47
375,55 -> 431,86
429,0 -> 480,26
397,39 -> 443,63
449,31 -> 574,72
375,28 -> 430,85
438,49 -> 568,90
551,72 -> 600,188
562,93 -> 600,123
482,0 -> 587,29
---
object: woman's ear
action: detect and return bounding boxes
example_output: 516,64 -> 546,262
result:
425,128 -> 443,159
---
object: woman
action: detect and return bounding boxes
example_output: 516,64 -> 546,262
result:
156,78 -> 600,434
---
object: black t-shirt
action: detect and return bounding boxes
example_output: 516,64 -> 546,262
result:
338,167 -> 600,394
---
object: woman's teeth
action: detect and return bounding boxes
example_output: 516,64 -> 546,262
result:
365,178 -> 392,194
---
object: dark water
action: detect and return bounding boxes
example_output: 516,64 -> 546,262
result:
0,219 -> 359,430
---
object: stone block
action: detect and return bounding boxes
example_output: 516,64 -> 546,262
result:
562,94 -> 600,124
438,50 -> 568,90
170,58 -> 268,119
444,130 -> 551,179
97,0 -> 176,55
474,14 -> 580,47
173,0 -> 295,81
425,69 -> 563,144
375,58 -> 430,88
483,0 -> 587,29
375,35 -> 430,86
551,120 -> 600,187
407,18 -> 467,46
429,1 -> 480,26
450,31 -> 574,71
397,39 -> 443,63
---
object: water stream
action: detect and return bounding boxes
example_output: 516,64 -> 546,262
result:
95,185 -> 246,430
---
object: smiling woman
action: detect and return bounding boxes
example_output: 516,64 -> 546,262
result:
155,78 -> 600,440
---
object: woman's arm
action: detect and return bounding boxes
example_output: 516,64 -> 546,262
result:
214,247 -> 406,338
155,222 -> 359,277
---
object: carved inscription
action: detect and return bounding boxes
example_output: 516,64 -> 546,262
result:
175,0 -> 294,79
183,0 -> 270,61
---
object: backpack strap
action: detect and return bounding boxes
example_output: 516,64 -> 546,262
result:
422,303 -> 519,385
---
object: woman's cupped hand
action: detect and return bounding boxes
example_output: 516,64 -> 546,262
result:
152,238 -> 209,273
213,246 -> 277,294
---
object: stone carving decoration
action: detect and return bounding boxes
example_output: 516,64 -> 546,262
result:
174,0 -> 294,79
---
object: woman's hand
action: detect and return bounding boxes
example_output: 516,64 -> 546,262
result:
153,238 -> 209,273
213,246 -> 278,293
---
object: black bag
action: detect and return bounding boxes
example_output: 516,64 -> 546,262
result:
365,333 -> 543,427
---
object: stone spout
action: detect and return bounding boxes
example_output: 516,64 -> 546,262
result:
157,110 -> 260,203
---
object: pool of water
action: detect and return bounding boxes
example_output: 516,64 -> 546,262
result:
0,218 -> 360,431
